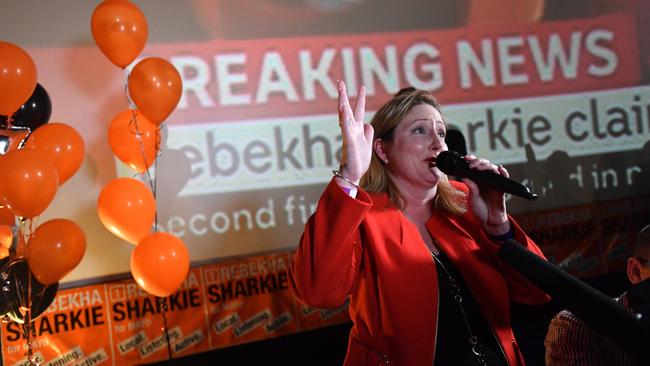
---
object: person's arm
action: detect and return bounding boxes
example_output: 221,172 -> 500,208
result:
289,178 -> 372,308
290,81 -> 374,308
459,157 -> 550,304
545,311 -> 598,366
454,179 -> 550,304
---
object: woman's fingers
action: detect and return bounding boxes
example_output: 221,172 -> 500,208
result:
354,85 -> 366,123
498,164 -> 509,178
339,81 -> 366,129
337,81 -> 346,125
338,80 -> 354,124
465,155 -> 500,174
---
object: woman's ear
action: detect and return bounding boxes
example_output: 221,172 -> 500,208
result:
374,138 -> 388,164
628,257 -> 643,285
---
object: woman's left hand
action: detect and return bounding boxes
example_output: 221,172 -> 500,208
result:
462,155 -> 511,236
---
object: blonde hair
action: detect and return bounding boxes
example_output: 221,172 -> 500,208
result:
360,87 -> 466,215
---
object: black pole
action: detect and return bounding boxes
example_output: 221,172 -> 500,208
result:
497,239 -> 650,364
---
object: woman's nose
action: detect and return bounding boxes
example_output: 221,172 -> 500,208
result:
431,133 -> 444,150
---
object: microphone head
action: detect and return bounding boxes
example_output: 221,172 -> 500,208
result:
437,150 -> 539,201
436,150 -> 465,176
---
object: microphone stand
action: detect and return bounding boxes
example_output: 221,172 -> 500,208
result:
497,239 -> 650,365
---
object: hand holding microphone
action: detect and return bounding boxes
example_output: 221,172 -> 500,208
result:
436,151 -> 538,201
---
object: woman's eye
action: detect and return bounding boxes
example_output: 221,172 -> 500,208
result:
413,127 -> 425,134
437,131 -> 446,138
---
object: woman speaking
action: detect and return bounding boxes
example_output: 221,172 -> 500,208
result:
290,81 -> 549,365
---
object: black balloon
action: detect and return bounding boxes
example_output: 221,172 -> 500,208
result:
0,83 -> 52,130
0,258 -> 58,323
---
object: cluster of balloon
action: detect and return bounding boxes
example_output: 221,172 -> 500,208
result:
0,41 -> 87,364
91,0 -> 189,329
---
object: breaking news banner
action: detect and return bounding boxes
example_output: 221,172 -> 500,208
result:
153,14 -> 640,124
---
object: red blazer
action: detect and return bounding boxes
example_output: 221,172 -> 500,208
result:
290,179 -> 550,366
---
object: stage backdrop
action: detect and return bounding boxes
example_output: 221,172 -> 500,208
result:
1,0 -> 650,364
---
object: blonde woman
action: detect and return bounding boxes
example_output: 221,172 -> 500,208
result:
290,81 -> 549,365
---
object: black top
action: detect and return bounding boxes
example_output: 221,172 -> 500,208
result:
433,251 -> 508,366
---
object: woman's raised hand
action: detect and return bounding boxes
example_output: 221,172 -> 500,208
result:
337,80 -> 373,185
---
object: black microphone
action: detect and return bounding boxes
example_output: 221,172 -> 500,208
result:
436,151 -> 538,201
498,240 -> 650,362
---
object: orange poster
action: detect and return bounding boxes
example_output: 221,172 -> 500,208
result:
1,252 -> 354,365
1,284 -> 112,366
202,252 -> 303,348
106,267 -> 210,364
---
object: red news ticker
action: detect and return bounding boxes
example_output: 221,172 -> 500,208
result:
146,14 -> 640,124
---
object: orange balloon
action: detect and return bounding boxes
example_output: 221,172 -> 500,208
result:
0,42 -> 37,115
0,206 -> 14,226
0,148 -> 58,218
128,57 -> 182,124
25,122 -> 85,185
108,109 -> 160,173
130,232 -> 189,297
97,178 -> 155,244
27,218 -> 86,285
0,224 -> 12,249
91,0 -> 148,68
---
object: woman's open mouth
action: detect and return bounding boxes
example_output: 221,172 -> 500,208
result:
428,157 -> 437,169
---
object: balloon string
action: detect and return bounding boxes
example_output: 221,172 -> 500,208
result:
153,145 -> 158,232
11,268 -> 25,317
23,269 -> 38,366
123,69 -> 137,110
14,222 -> 33,363
18,217 -> 36,258
124,67 -> 150,180
14,219 -> 30,306
29,283 -> 46,327
127,110 -> 154,185
127,109 -> 159,234
160,297 -> 173,360
124,69 -> 159,232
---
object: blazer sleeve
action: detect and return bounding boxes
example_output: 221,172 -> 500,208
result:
450,180 -> 550,304
289,178 -> 373,308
